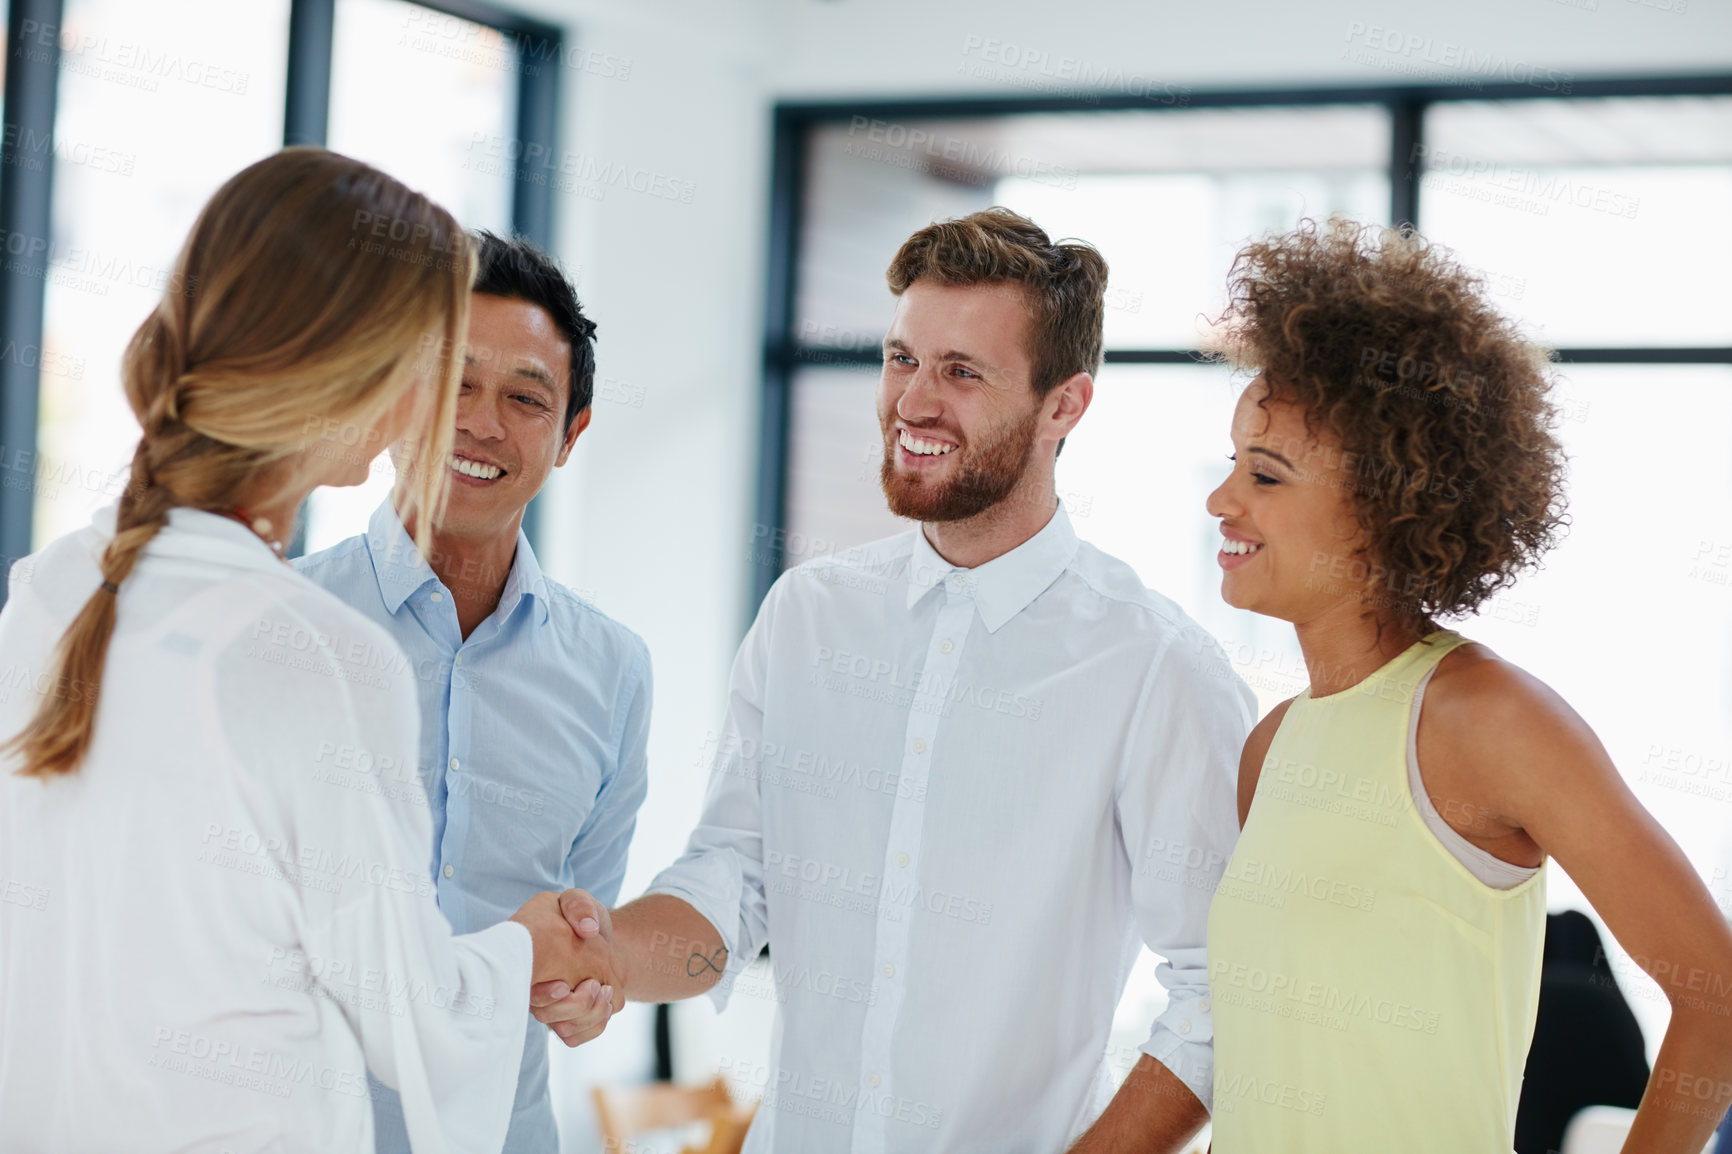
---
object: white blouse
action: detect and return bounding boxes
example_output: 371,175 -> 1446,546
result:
0,506 -> 531,1154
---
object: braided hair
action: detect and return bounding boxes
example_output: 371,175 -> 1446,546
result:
6,148 -> 472,777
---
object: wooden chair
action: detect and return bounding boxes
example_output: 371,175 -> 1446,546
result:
681,1104 -> 756,1154
592,1077 -> 757,1154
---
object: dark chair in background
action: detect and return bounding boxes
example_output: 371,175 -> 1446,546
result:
1515,910 -> 1652,1154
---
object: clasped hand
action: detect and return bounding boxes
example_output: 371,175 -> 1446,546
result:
508,889 -> 619,1048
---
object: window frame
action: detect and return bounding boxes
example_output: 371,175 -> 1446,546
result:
754,73 -> 1732,613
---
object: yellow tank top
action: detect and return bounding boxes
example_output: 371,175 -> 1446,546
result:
1207,631 -> 1546,1152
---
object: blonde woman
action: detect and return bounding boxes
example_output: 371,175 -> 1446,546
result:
0,150 -> 610,1153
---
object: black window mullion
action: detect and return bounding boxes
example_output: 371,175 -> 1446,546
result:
1390,96 -> 1425,230
751,108 -> 808,613
0,0 -> 66,599
505,18 -> 560,550
284,0 -> 335,149
281,0 -> 336,559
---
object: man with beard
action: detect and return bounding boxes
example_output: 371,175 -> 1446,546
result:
295,232 -> 640,1153
533,209 -> 1253,1152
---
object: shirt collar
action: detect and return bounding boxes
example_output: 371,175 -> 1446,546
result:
96,502 -> 288,573
364,499 -> 550,626
904,503 -> 1079,633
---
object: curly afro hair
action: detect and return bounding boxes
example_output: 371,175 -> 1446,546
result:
1215,218 -> 1569,626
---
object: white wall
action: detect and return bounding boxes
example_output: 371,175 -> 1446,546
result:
763,0 -> 1731,97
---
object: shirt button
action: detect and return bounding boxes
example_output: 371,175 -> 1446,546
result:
939,639 -> 954,654
1199,999 -> 1211,1014
1178,1019 -> 1192,1036
912,739 -> 926,754
895,852 -> 910,868
442,864 -> 454,878
881,963 -> 895,978
453,655 -> 462,668
868,1073 -> 882,1088
430,591 -> 444,603
449,757 -> 459,771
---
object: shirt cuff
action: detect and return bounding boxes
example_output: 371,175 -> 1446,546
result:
1141,990 -> 1214,1114
477,918 -> 535,1008
645,849 -> 747,1011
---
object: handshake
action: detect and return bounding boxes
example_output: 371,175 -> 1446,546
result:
508,889 -> 623,1048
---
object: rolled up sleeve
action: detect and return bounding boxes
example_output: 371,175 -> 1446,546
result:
1116,625 -> 1255,1113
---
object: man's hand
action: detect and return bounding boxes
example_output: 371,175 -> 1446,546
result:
531,891 -> 730,1032
530,889 -> 620,1047
510,889 -> 619,1047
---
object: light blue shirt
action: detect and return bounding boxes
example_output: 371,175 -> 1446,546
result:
295,500 -> 652,1154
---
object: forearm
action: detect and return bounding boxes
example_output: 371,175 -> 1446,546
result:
1068,1055 -> 1209,1154
1623,1006 -> 1732,1151
613,893 -> 732,1004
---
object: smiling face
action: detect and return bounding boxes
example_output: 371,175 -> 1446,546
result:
436,292 -> 586,541
876,280 -> 1062,522
1205,375 -> 1376,625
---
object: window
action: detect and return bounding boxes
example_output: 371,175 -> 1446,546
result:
32,0 -> 291,548
0,0 -> 559,569
302,0 -> 521,553
1419,97 -> 1732,348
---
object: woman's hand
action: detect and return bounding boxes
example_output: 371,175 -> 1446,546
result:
510,890 -> 618,1047
526,889 -> 620,1047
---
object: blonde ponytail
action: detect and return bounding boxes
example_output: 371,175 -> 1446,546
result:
6,148 -> 471,777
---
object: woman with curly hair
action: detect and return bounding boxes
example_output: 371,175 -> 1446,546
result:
1202,219 -> 1732,1151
